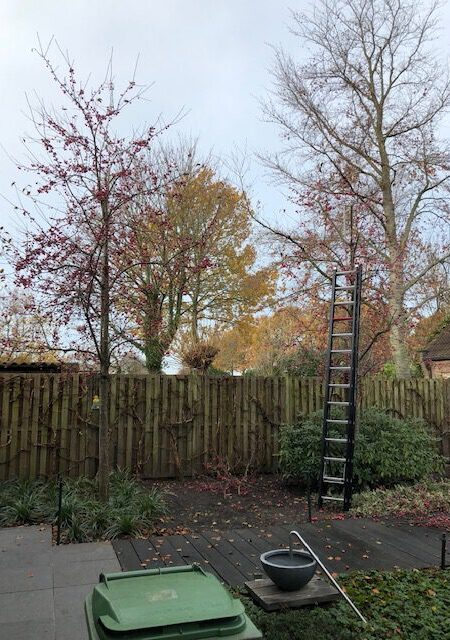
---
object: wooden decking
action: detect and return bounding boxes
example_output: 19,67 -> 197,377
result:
112,519 -> 444,586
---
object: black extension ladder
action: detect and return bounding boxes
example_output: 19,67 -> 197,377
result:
318,266 -> 362,511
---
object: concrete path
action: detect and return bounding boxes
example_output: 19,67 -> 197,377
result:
0,525 -> 120,640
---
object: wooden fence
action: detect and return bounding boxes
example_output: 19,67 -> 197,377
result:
0,374 -> 449,480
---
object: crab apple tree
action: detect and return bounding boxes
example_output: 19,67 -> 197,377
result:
13,43 -> 171,498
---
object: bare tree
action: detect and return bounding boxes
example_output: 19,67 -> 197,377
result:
262,0 -> 450,377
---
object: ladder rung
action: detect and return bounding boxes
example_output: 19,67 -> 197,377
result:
330,366 -> 351,370
332,333 -> 352,337
329,383 -> 350,388
332,317 -> 353,321
336,270 -> 355,276
326,419 -> 349,423
334,301 -> 355,306
323,477 -> 345,484
321,495 -> 345,502
331,349 -> 352,353
325,437 -> 348,443
335,286 -> 355,291
324,456 -> 346,462
327,401 -> 350,405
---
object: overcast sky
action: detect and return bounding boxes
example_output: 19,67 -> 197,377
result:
0,0 -> 306,244
2,1 -> 450,239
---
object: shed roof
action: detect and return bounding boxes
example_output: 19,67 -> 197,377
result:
422,324 -> 450,361
0,359 -> 79,373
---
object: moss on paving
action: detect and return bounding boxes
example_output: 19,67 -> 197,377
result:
241,568 -> 450,640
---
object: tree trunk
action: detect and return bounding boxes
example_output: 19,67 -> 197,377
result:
190,276 -> 201,343
388,267 -> 411,378
98,370 -> 110,499
98,201 -> 111,501
389,320 -> 411,378
144,338 -> 165,372
375,98 -> 413,379
191,305 -> 199,342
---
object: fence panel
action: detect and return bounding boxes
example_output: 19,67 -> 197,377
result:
0,373 -> 448,480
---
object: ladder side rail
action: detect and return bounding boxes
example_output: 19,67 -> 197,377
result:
318,270 -> 338,507
343,265 -> 362,510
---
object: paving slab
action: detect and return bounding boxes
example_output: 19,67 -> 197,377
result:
52,540 -> 118,563
0,525 -> 120,640
54,584 -> 93,640
0,525 -> 52,547
0,525 -> 52,548
1,619 -> 55,640
54,583 -> 94,618
53,558 -> 121,588
0,588 -> 54,623
55,615 -> 88,640
0,545 -> 53,568
0,565 -> 53,593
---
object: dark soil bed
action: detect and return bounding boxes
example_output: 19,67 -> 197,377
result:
149,475 -> 313,533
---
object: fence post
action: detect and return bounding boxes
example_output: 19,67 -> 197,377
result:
442,379 -> 450,478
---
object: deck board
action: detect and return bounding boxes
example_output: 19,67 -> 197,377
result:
112,519 -> 444,585
186,532 -> 248,585
201,530 -> 261,580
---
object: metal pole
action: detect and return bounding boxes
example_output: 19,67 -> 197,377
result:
307,479 -> 312,523
441,533 -> 447,570
289,530 -> 367,624
56,474 -> 63,546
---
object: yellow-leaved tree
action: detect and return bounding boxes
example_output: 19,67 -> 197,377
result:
118,152 -> 275,371
179,169 -> 276,342
213,307 -> 327,375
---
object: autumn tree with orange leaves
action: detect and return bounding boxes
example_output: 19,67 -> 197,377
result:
213,301 -> 391,376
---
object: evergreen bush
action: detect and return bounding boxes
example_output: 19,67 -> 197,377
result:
279,409 -> 444,489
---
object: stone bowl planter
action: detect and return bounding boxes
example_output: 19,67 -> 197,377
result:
260,549 -> 317,591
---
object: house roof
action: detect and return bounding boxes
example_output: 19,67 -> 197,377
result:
0,359 -> 79,373
422,324 -> 450,361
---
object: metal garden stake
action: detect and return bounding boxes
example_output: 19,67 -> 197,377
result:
289,530 -> 367,624
56,474 -> 63,546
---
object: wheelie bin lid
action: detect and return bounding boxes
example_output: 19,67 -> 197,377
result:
87,564 -> 259,639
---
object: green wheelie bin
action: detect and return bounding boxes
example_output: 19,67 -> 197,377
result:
85,564 -> 262,640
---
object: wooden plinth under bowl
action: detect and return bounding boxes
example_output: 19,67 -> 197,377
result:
244,575 -> 340,612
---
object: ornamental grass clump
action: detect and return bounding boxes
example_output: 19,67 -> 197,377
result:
0,479 -> 48,526
0,470 -> 167,542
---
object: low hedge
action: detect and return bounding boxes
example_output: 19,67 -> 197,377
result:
352,480 -> 450,520
278,408 -> 444,489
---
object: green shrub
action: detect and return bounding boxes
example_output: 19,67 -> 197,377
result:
278,408 -> 444,489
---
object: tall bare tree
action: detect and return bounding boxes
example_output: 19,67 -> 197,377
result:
263,0 -> 450,377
